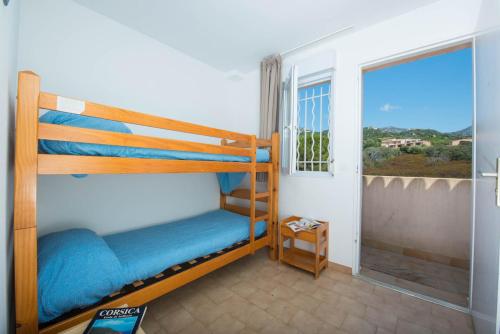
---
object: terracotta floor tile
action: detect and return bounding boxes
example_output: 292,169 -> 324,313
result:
140,316 -> 162,334
231,280 -> 258,298
375,327 -> 394,334
246,288 -> 278,309
176,320 -> 207,334
335,295 -> 367,318
208,314 -> 245,334
243,307 -> 276,331
396,319 -> 432,334
139,249 -> 472,334
187,300 -> 225,325
158,308 -> 195,333
312,288 -> 341,304
340,314 -> 376,334
266,299 -> 300,324
291,279 -> 319,295
315,301 -> 347,327
260,320 -> 299,334
365,306 -> 398,332
205,285 -> 235,304
289,310 -> 326,334
289,293 -> 322,312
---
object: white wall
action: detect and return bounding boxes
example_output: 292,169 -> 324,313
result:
362,176 -> 471,261
279,0 -> 499,268
17,0 -> 260,236
0,1 -> 20,332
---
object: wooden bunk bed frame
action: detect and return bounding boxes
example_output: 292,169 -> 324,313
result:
13,71 -> 280,334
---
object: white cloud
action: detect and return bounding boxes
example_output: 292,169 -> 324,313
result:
379,103 -> 401,112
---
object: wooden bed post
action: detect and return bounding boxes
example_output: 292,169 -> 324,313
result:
14,71 -> 40,334
249,135 -> 257,254
219,139 -> 227,209
266,163 -> 274,259
271,133 -> 280,260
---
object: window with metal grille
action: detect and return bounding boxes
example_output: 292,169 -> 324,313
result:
282,66 -> 333,175
296,80 -> 331,172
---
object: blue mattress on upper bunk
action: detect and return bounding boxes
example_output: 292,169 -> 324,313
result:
104,209 -> 267,283
38,209 -> 267,323
39,111 -> 270,163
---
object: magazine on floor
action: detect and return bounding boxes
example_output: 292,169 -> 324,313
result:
84,306 -> 147,334
286,218 -> 321,232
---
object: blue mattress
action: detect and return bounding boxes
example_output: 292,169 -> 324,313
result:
39,111 -> 268,193
39,111 -> 270,163
104,209 -> 267,283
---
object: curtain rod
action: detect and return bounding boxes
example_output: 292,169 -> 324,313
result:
280,25 -> 354,56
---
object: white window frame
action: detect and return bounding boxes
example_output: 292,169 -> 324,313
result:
282,66 -> 335,176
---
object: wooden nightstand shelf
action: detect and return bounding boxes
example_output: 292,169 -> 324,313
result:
279,216 -> 329,279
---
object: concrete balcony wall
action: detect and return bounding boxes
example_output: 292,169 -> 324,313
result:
362,175 -> 471,261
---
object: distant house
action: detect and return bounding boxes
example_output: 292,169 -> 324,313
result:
451,138 -> 472,146
381,138 -> 431,148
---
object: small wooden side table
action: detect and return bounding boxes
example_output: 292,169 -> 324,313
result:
279,216 -> 329,279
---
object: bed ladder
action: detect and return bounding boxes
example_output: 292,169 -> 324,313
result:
220,134 -> 279,260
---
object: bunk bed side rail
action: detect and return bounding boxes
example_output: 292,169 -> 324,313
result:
37,155 -> 255,175
38,123 -> 253,157
38,92 -> 253,142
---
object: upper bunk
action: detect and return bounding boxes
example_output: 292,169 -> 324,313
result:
16,71 -> 279,176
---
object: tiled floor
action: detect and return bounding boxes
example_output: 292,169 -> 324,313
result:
141,249 -> 474,334
361,246 -> 469,307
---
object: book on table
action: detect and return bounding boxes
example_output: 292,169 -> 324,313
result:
286,218 -> 321,232
83,306 -> 147,334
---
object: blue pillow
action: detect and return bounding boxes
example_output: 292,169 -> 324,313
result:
39,111 -> 132,157
38,228 -> 127,323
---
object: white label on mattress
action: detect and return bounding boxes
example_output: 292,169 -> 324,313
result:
56,96 -> 85,114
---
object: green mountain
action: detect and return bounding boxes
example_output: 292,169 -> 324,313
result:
448,126 -> 472,137
363,126 -> 472,148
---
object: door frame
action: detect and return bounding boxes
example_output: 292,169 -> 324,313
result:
352,35 -> 477,312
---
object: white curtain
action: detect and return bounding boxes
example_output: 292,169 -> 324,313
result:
258,55 -> 282,182
259,55 -> 282,138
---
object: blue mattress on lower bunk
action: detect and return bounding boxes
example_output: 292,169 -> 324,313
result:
38,209 -> 266,323
104,209 -> 267,283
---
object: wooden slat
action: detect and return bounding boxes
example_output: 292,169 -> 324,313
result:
266,162 -> 275,259
256,163 -> 270,172
271,133 -> 280,260
249,136 -> 257,254
38,123 -> 252,157
40,241 -> 269,334
224,204 -> 268,221
224,139 -> 272,148
37,155 -> 253,175
39,92 -> 252,142
229,188 -> 269,202
14,71 -> 40,334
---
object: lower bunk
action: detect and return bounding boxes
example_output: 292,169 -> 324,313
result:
38,209 -> 270,334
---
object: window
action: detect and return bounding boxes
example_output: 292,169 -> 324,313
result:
282,66 -> 333,174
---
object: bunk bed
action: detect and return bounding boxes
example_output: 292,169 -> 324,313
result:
13,71 -> 280,334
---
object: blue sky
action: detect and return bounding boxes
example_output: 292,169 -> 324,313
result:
363,47 -> 473,133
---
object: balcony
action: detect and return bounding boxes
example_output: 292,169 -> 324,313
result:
361,175 -> 471,307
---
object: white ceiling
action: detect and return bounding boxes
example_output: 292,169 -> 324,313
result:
75,0 -> 441,73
